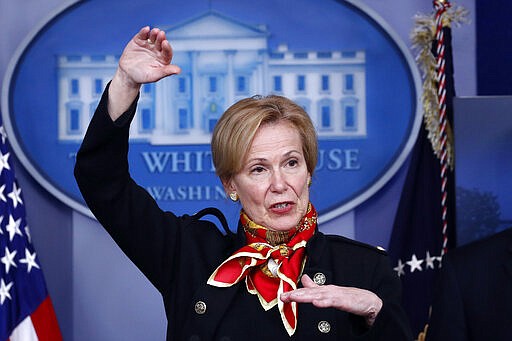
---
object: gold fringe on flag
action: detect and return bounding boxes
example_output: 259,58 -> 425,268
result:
410,4 -> 468,170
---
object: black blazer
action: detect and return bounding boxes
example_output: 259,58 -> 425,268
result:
426,227 -> 512,341
74,86 -> 412,340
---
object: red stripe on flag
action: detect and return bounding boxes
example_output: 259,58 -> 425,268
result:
30,296 -> 62,341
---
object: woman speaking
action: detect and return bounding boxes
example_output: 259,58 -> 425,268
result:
74,26 -> 412,340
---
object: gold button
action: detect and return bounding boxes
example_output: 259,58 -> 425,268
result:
318,320 -> 331,333
313,272 -> 326,285
194,301 -> 207,315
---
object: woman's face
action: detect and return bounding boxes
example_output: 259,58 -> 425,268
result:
225,121 -> 310,232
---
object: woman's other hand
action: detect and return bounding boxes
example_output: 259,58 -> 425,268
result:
280,274 -> 383,327
108,26 -> 181,120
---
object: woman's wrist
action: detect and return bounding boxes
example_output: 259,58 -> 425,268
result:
365,297 -> 383,326
107,69 -> 141,121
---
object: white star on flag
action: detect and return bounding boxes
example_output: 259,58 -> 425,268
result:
5,215 -> 22,241
437,255 -> 444,268
0,184 -> 6,202
19,248 -> 40,273
0,126 -> 6,144
0,279 -> 13,305
394,259 -> 406,277
0,152 -> 10,175
407,254 -> 424,273
1,247 -> 17,274
7,182 -> 23,208
425,251 -> 436,269
25,225 -> 32,243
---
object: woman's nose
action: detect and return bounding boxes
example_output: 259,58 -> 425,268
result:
269,170 -> 287,192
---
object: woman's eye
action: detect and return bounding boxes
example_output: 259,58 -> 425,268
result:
288,159 -> 298,167
251,166 -> 265,173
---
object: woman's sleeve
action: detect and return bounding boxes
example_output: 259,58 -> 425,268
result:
350,254 -> 413,340
371,255 -> 413,340
74,83 -> 182,292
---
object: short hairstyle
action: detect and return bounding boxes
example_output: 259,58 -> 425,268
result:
211,95 -> 318,182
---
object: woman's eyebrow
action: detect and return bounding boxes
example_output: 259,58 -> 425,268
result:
246,150 -> 301,162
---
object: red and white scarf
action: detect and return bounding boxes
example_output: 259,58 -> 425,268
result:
207,203 -> 317,336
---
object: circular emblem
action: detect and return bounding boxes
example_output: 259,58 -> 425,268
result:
318,320 -> 331,333
313,272 -> 327,285
1,0 -> 420,224
194,300 -> 207,315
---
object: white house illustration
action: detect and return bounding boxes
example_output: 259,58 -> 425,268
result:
58,11 -> 367,144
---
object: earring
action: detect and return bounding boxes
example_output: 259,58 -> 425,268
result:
229,192 -> 239,202
307,177 -> 312,187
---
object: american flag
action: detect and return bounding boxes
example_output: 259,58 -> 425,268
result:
0,116 -> 62,340
388,0 -> 460,336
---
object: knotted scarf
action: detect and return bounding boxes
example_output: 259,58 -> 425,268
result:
207,203 -> 317,336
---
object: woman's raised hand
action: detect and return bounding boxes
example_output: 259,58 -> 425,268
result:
117,26 -> 181,87
108,27 -> 181,120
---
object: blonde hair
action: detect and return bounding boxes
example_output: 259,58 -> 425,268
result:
211,95 -> 318,182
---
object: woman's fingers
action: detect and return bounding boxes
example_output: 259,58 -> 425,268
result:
280,282 -> 383,326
